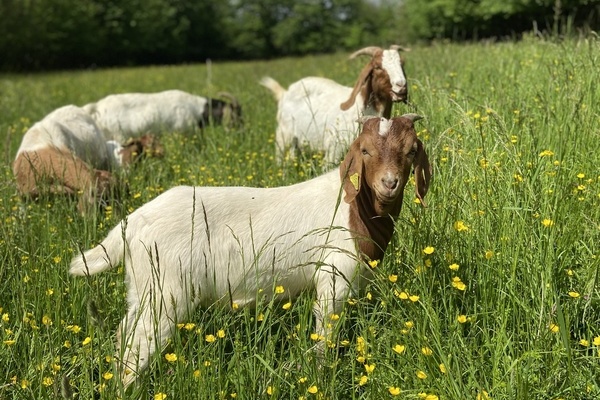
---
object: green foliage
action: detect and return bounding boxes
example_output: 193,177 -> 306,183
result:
1,37 -> 600,399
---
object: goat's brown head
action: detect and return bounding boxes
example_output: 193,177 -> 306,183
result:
340,114 -> 431,217
119,134 -> 164,166
341,45 -> 409,116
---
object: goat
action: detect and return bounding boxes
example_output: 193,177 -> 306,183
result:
260,45 -> 409,164
83,90 -> 242,143
13,106 -> 160,213
69,114 -> 431,387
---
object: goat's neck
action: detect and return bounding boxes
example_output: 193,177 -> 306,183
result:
361,84 -> 392,118
348,184 -> 402,262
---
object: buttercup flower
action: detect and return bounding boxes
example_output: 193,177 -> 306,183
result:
423,246 -> 435,255
389,387 -> 401,396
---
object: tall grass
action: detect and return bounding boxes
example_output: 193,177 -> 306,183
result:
1,36 -> 599,399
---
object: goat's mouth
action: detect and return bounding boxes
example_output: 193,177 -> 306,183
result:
391,90 -> 408,103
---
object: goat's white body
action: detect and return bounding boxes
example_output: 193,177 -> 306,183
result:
70,170 -> 363,383
16,105 -> 115,169
83,90 -> 209,142
262,77 -> 365,165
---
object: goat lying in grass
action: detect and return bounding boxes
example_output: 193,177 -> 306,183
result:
69,114 -> 431,387
13,105 -> 161,213
83,90 -> 242,143
261,45 -> 409,164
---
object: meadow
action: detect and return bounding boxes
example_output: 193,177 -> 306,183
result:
0,36 -> 599,400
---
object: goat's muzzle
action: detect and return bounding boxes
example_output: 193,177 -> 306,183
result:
392,87 -> 408,103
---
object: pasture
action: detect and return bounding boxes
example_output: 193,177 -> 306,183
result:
1,36 -> 599,399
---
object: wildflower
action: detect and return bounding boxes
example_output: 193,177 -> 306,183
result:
46,288 -> 54,296
477,391 -> 490,400
3,340 -> 16,346
549,323 -> 559,333
392,344 -> 406,354
484,250 -> 494,260
449,263 -> 459,271
364,363 -> 375,374
205,334 -> 216,343
63,340 -> 71,348
154,393 -> 167,400
409,294 -> 420,302
53,256 -> 61,264
310,333 -> 323,341
423,246 -> 435,255
568,291 -> 580,298
579,339 -> 590,346
282,301 -> 292,310
539,150 -> 554,157
217,329 -> 226,338
82,336 -> 92,345
2,313 -> 9,322
103,372 -> 114,380
439,363 -> 447,373
368,259 -> 379,269
421,347 -> 433,356
389,387 -> 401,396
257,313 -> 264,322
42,377 -> 54,386
266,386 -> 273,395
358,375 -> 368,386
298,377 -> 308,383
388,274 -> 398,283
593,336 -> 600,346
405,321 -> 414,329
542,219 -> 554,227
42,315 -> 52,326
231,302 -> 239,310
451,277 -> 467,291
193,370 -> 201,379
416,370 -> 427,379
165,353 -> 178,362
453,220 -> 470,232
457,315 -> 468,324
307,385 -> 318,394
396,291 -> 409,300
274,285 -> 285,294
577,173 -> 585,179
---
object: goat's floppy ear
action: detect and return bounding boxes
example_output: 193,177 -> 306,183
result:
341,62 -> 373,111
413,139 -> 432,207
340,139 -> 363,203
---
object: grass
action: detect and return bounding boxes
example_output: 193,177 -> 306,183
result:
1,35 -> 599,399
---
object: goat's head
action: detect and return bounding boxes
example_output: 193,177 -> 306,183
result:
216,92 -> 243,128
340,114 -> 431,216
119,134 -> 164,166
341,45 -> 409,115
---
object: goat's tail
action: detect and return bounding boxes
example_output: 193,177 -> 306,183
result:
259,77 -> 286,101
69,223 -> 125,276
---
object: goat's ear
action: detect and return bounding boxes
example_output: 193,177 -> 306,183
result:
340,139 -> 363,203
341,62 -> 373,111
413,139 -> 432,207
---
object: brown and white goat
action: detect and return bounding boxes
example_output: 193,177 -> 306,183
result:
260,45 -> 409,164
13,105 -> 161,213
69,114 -> 431,387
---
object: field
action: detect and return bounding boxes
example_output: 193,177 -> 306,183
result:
1,36 -> 599,399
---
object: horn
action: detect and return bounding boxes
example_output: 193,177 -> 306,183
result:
216,91 -> 239,108
348,46 -> 382,59
389,44 -> 411,52
401,113 -> 424,122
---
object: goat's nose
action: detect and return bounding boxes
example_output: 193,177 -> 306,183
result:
382,176 -> 399,191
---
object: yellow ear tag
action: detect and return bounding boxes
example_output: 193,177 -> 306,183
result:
350,173 -> 360,191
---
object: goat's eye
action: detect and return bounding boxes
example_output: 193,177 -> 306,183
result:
361,148 -> 370,156
407,148 -> 417,158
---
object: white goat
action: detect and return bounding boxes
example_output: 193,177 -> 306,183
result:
83,89 -> 242,143
13,105 -> 162,213
69,114 -> 431,387
261,45 -> 409,164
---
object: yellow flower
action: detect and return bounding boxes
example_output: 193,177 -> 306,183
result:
577,173 -> 585,179
396,291 -> 409,300
457,315 -> 468,324
82,336 -> 92,345
298,377 -> 307,383
368,259 -> 379,269
184,322 -> 196,331
449,263 -> 459,271
266,386 -> 273,395
307,385 -> 318,394
217,329 -> 226,338
568,291 -> 580,298
539,150 -> 554,157
364,363 -> 375,374
439,363 -> 447,373
392,344 -> 406,354
103,372 -> 114,380
592,336 -> 600,346
165,353 -> 178,362
477,390 -> 490,400
154,393 -> 167,400
63,340 -> 71,348
484,250 -> 494,259
416,370 -> 427,379
282,302 -> 292,310
549,323 -> 559,333
421,347 -> 433,356
193,369 -> 201,379
42,315 -> 52,326
42,377 -> 54,386
205,334 -> 216,343
358,375 -> 368,386
389,387 -> 401,396
579,339 -> 590,346
453,220 -> 470,232
310,333 -> 323,341
330,313 -> 340,321
388,274 -> 398,283
423,246 -> 435,255
542,219 -> 554,227
409,294 -> 420,302
3,340 -> 16,346
452,277 -> 467,291
274,285 -> 285,294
